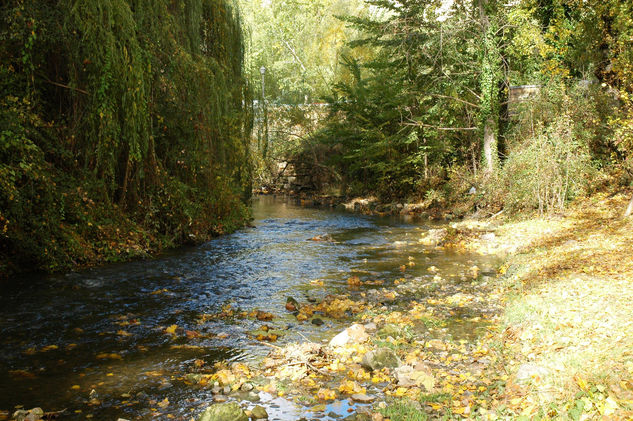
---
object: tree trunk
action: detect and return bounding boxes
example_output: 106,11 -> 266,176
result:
478,0 -> 501,176
625,194 -> 633,217
483,117 -> 497,174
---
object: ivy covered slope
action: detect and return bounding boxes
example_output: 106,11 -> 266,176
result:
0,0 -> 253,276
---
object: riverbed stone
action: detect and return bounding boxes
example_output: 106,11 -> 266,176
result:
363,322 -> 377,332
351,394 -> 375,403
361,348 -> 401,371
197,403 -> 248,421
13,408 -> 44,421
286,297 -> 300,312
240,382 -> 254,392
250,405 -> 268,419
311,318 -> 324,326
419,228 -> 448,246
256,310 -> 274,321
213,395 -> 228,403
186,373 -> 204,383
394,363 -> 435,391
329,324 -> 369,347
343,414 -> 371,421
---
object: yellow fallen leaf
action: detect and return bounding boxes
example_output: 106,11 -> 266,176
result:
338,380 -> 365,395
96,353 -> 123,360
575,375 -> 588,391
165,324 -> 178,335
144,371 -> 163,377
316,388 -> 336,401
41,345 -> 59,352
71,385 -> 80,390
393,387 -> 408,397
157,398 -> 169,409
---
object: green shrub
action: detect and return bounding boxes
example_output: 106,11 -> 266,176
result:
501,115 -> 595,213
498,83 -> 605,213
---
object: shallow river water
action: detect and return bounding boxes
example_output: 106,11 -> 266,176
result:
0,196 -> 498,420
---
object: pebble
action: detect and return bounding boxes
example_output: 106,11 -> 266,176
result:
251,405 -> 269,419
351,394 -> 375,403
213,395 -> 228,403
363,322 -> 377,332
158,381 -> 173,390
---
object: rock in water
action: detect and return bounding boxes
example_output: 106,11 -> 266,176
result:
351,394 -> 376,403
361,348 -> 401,371
419,228 -> 448,246
256,310 -> 274,321
343,414 -> 372,421
197,403 -> 248,421
250,405 -> 269,419
13,408 -> 44,421
286,297 -> 300,312
311,318 -> 324,326
329,324 -> 369,347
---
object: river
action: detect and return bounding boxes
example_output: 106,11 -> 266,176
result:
0,196 -> 498,420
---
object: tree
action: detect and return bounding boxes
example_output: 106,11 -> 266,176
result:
0,0 -> 252,272
308,0 -> 513,198
238,0 -> 369,103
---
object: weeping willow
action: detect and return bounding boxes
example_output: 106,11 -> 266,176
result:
63,0 -> 251,201
0,0 -> 252,272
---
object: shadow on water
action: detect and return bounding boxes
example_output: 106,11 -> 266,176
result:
0,196 -> 498,420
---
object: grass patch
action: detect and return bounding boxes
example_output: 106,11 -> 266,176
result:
418,392 -> 451,403
380,400 -> 428,421
474,192 -> 633,418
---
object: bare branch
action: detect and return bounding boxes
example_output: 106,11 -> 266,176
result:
404,121 -> 478,131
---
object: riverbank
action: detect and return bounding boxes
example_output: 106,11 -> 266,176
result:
187,191 -> 633,420
1,191 -> 250,280
252,191 -> 470,221
453,190 -> 633,419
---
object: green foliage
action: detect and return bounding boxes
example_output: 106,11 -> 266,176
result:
294,0 -> 630,214
297,0 -> 508,199
238,0 -> 369,104
0,0 -> 251,274
317,56 -> 428,199
499,83 -> 602,213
